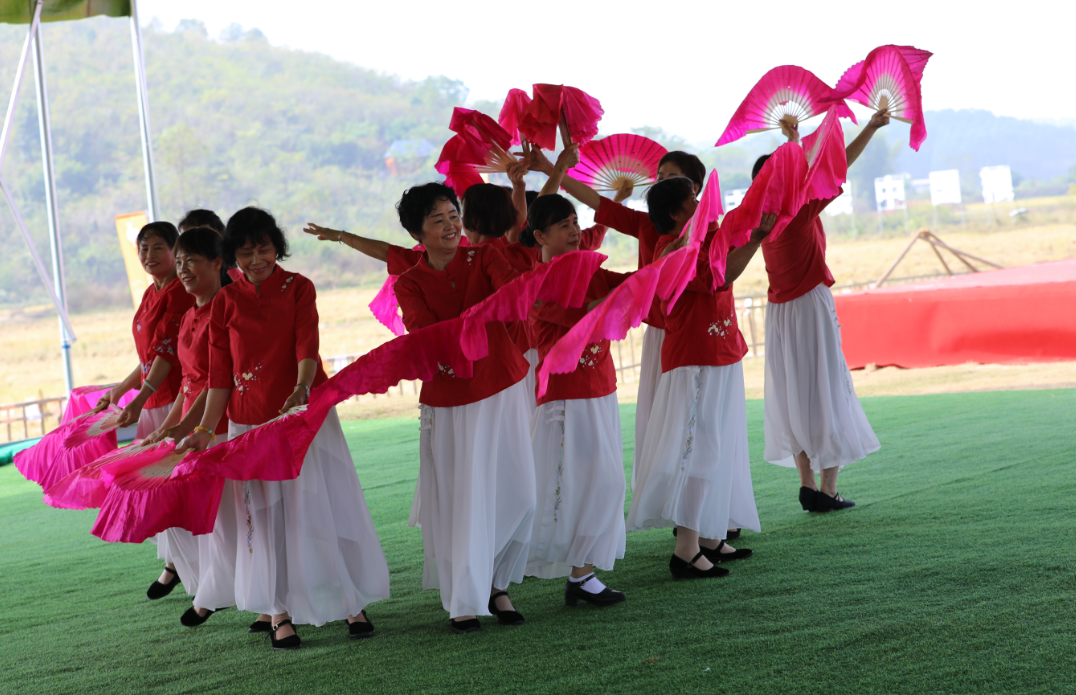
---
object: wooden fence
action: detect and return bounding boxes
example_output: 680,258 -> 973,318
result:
0,396 -> 68,443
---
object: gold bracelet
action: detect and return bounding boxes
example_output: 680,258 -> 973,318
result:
192,426 -> 216,441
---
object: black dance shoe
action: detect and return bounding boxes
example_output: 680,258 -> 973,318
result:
248,619 -> 272,633
347,610 -> 375,639
564,575 -> 626,607
816,491 -> 855,511
701,539 -> 753,563
450,618 -> 481,634
726,529 -> 741,540
270,619 -> 301,651
799,487 -> 820,511
180,606 -> 215,627
147,566 -> 181,600
488,591 -> 524,626
669,551 -> 730,579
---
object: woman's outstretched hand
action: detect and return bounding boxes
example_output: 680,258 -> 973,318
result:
302,223 -> 344,242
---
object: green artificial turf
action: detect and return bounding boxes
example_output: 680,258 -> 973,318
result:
1,390 -> 1074,695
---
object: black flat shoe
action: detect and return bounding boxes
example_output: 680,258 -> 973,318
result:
270,619 -> 301,651
565,575 -> 626,607
726,529 -> 741,540
347,610 -> 375,639
701,539 -> 753,563
450,618 -> 481,634
488,591 -> 524,626
816,491 -> 855,511
669,551 -> 730,579
799,486 -> 820,512
248,619 -> 272,634
147,566 -> 181,600
180,606 -> 215,627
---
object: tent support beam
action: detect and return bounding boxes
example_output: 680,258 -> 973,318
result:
129,0 -> 160,222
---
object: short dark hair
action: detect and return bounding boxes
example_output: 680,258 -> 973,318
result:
521,194 -> 576,248
396,182 -> 460,237
136,221 -> 179,248
462,183 -> 517,239
175,226 -> 232,287
646,176 -> 696,234
222,207 -> 290,266
752,154 -> 772,180
178,209 -> 225,234
525,190 -> 539,207
659,151 -> 706,193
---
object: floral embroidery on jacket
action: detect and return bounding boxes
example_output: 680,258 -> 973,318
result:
437,363 -> 456,378
233,362 -> 263,393
155,337 -> 176,356
578,343 -> 603,368
281,276 -> 294,292
707,312 -> 734,338
466,249 -> 476,265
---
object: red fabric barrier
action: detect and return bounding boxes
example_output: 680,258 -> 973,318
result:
835,259 -> 1076,369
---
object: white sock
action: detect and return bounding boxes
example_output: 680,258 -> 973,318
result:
569,573 -> 607,594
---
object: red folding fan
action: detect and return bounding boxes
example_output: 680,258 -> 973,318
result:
716,65 -> 856,147
519,84 -> 604,151
498,88 -> 532,147
436,107 -> 519,195
568,134 -> 667,193
827,44 -> 930,150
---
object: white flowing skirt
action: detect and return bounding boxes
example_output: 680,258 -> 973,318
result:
523,348 -> 539,413
138,405 -> 201,590
526,394 -> 626,579
632,326 -> 664,491
763,283 -> 881,471
229,407 -> 390,626
412,378 -> 536,618
627,364 -> 760,539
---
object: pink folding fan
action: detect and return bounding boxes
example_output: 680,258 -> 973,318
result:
519,84 -> 604,150
62,407 -> 124,449
43,441 -> 156,510
716,65 -> 855,147
827,45 -> 931,150
498,88 -> 532,147
568,134 -> 667,193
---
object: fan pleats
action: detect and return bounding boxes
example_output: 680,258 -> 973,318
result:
569,133 -> 667,192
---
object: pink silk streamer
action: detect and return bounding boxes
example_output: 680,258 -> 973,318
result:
535,171 -> 723,398
91,440 -> 225,543
448,107 -> 514,153
369,275 -> 406,336
801,107 -> 849,204
14,409 -> 120,493
42,441 -> 152,510
714,142 -> 808,255
498,88 -> 532,146
826,45 -> 930,151
519,84 -> 604,150
459,250 -> 607,361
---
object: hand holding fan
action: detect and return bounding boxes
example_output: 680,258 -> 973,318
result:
716,66 -> 856,147
827,45 -> 931,150
568,134 -> 667,193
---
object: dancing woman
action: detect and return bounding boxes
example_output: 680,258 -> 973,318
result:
758,115 -> 887,512
179,208 -> 390,650
626,177 -> 774,578
520,194 -> 629,607
530,149 -> 710,507
92,221 -> 197,600
392,182 -> 536,634
142,227 -> 236,627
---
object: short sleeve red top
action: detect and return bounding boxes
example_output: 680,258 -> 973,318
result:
594,197 -> 665,329
132,277 -> 196,409
655,231 -> 748,372
761,194 -> 838,304
208,266 -> 328,427
395,244 -> 529,408
177,299 -> 229,435
530,267 -> 630,405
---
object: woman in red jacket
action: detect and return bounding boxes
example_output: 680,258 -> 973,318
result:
520,194 -> 629,607
143,227 -> 236,627
180,208 -> 389,650
627,177 -> 773,578
393,182 -> 536,634
93,221 -> 198,600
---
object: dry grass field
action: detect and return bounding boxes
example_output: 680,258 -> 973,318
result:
2,214 -> 1074,437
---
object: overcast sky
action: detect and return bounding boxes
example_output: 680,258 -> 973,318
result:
139,0 -> 1068,143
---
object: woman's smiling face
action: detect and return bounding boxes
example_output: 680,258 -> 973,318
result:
416,197 -> 463,253
234,239 -> 278,284
137,232 -> 175,280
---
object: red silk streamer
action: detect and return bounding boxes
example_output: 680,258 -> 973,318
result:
801,107 -> 848,203
498,88 -> 532,147
459,250 -> 607,361
518,84 -> 604,150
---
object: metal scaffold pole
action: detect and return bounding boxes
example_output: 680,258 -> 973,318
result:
129,0 -> 160,222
